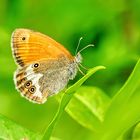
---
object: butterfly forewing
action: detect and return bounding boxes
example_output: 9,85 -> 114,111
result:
11,28 -> 74,67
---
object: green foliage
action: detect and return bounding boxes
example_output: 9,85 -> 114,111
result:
66,86 -> 110,131
132,123 -> 140,139
0,114 -> 41,140
1,0 -> 140,139
92,59 -> 140,140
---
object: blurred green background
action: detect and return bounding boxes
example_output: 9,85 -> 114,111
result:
0,0 -> 140,140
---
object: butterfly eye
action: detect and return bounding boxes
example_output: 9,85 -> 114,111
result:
29,86 -> 36,94
22,37 -> 26,41
33,63 -> 39,68
24,80 -> 32,88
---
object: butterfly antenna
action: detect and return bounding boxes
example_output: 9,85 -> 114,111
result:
75,37 -> 83,55
77,44 -> 94,54
76,43 -> 94,71
75,38 -> 95,74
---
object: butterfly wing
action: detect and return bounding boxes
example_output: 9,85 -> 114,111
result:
15,64 -> 45,103
11,28 -> 78,104
15,58 -> 77,104
11,28 -> 74,67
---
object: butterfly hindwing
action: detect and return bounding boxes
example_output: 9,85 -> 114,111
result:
14,63 -> 46,104
14,57 -> 77,104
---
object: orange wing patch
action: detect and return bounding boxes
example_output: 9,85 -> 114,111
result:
11,29 -> 74,67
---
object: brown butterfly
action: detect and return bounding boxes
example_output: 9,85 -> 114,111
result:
11,29 -> 82,104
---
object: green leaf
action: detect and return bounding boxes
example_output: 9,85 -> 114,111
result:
41,66 -> 106,140
132,122 -> 140,140
93,59 -> 140,140
117,125 -> 136,140
0,114 -> 41,140
0,114 -> 61,140
66,86 -> 110,131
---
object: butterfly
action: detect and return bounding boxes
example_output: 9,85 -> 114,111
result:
11,28 -> 83,104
